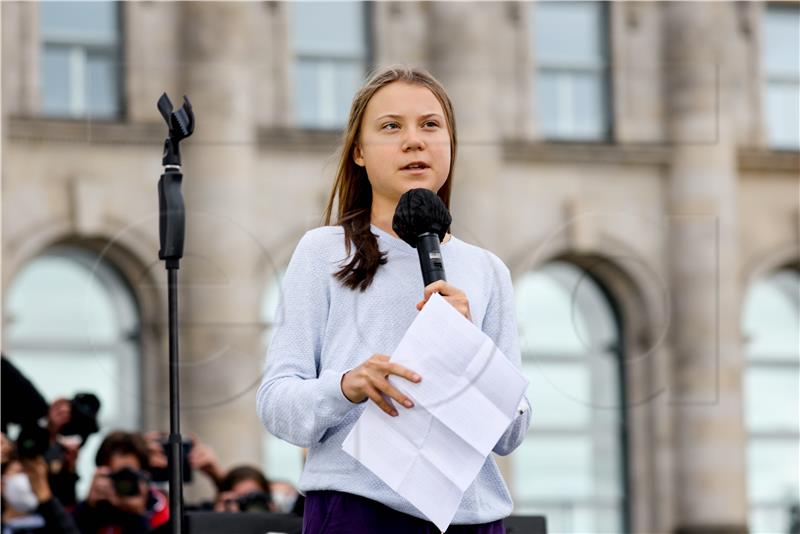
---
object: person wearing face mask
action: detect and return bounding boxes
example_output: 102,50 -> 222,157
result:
269,480 -> 303,516
1,437 -> 80,534
1,357 -> 101,511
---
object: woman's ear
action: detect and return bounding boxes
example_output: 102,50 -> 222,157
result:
353,143 -> 365,167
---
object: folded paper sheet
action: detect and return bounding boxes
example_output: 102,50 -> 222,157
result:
342,292 -> 528,532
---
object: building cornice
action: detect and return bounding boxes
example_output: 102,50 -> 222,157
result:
502,140 -> 672,167
505,140 -> 800,176
5,116 -> 162,145
6,117 -> 800,177
256,126 -> 342,153
737,147 -> 800,174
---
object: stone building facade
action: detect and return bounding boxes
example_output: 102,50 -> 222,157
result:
2,2 -> 798,533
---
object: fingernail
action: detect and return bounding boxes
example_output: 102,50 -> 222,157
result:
391,410 -> 398,417
412,374 -> 421,382
404,400 -> 413,408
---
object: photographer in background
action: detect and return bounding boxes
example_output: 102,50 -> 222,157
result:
72,432 -> 169,534
269,480 -> 303,516
43,394 -> 100,509
1,435 -> 80,534
213,466 -> 273,513
1,356 -> 101,510
143,432 -> 226,491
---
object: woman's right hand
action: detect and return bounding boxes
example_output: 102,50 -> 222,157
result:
340,354 -> 421,417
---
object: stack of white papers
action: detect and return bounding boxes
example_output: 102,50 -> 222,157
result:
342,292 -> 528,532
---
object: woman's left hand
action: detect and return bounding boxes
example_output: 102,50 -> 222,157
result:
416,280 -> 472,322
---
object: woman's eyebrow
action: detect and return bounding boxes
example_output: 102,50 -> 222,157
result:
374,112 -> 444,122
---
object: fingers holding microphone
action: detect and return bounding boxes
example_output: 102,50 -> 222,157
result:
416,280 -> 472,322
341,355 -> 421,417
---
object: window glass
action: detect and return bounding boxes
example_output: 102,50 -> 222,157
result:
39,1 -> 121,118
743,268 -> 800,533
290,1 -> 367,129
531,1 -> 609,140
513,261 -> 626,533
5,248 -> 140,498
763,6 -> 800,149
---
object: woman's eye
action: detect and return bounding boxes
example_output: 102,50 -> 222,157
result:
382,122 -> 399,130
423,121 -> 440,128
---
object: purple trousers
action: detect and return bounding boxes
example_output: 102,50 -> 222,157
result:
302,491 -> 506,534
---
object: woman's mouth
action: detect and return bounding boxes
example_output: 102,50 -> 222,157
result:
401,162 -> 430,174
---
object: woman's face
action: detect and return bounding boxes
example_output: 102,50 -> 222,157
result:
354,81 -> 451,209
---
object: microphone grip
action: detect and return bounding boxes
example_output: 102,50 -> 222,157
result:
158,168 -> 185,266
417,233 -> 447,286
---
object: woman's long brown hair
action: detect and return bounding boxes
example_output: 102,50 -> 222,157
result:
323,65 -> 458,292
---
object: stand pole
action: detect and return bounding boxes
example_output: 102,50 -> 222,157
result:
156,93 -> 194,534
167,266 -> 183,534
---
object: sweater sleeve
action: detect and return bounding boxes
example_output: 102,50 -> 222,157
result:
256,230 -> 359,448
481,256 -> 532,456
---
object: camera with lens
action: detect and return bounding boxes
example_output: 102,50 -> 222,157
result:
48,393 -> 101,469
150,438 -> 193,483
60,393 -> 101,444
42,393 -> 101,467
16,393 -> 101,458
229,491 -> 272,513
109,466 -> 147,497
15,424 -> 51,460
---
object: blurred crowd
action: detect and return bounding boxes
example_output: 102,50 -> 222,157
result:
1,357 -> 303,534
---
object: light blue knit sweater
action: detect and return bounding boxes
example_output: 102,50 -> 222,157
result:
256,224 -> 531,525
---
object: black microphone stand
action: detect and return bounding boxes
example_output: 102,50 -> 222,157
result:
157,93 -> 194,534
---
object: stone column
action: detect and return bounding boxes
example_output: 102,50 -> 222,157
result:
124,2 -> 181,123
172,2 -> 265,500
425,0 -> 530,485
426,2 -> 504,252
663,3 -> 748,533
372,2 -> 429,68
1,1 -> 39,116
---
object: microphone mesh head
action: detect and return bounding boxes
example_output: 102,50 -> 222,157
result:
392,188 -> 452,248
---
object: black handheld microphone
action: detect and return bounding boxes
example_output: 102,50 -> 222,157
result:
392,188 -> 452,286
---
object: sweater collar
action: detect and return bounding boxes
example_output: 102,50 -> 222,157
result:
370,223 -> 455,256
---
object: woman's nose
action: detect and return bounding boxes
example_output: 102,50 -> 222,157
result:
401,128 -> 425,151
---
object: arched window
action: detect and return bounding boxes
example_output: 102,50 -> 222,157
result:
742,268 -> 800,532
260,269 -> 305,486
4,246 -> 140,497
512,261 -> 628,532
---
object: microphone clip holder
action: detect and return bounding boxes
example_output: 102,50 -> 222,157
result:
157,93 -> 194,269
158,93 -> 194,168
